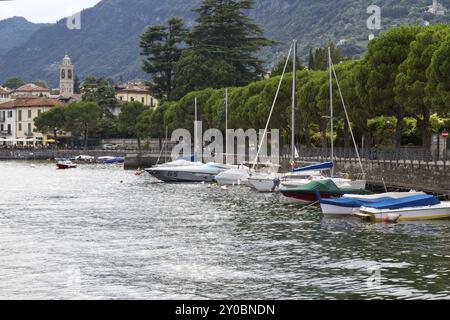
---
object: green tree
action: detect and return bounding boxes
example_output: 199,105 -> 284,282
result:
33,80 -> 48,88
308,48 -> 314,69
187,0 -> 272,86
3,77 -> 24,89
137,104 -> 169,149
140,17 -> 187,100
74,75 -> 81,94
81,77 -> 118,117
64,101 -> 101,150
34,105 -> 66,142
172,49 -> 237,99
311,44 -> 344,71
118,101 -> 148,151
271,55 -> 302,77
395,25 -> 450,148
428,32 -> 450,118
357,26 -> 423,147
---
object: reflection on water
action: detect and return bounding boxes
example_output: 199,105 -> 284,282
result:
0,161 -> 449,299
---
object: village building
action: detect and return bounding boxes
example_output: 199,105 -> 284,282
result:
115,81 -> 158,115
0,97 -> 62,145
0,86 -> 12,102
10,83 -> 51,98
0,104 -> 16,142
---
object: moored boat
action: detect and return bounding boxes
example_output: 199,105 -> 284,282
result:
356,195 -> 450,222
280,179 -> 369,203
215,166 -> 251,186
146,162 -> 230,183
56,160 -> 77,170
98,156 -> 125,164
320,191 -> 426,215
248,172 -> 281,192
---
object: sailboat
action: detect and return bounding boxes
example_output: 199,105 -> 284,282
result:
280,47 -> 367,202
214,88 -> 252,186
248,40 -> 298,192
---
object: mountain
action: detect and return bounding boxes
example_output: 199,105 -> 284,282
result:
0,0 -> 449,87
0,17 -> 48,56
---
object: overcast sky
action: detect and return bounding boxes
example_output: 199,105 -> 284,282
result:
0,0 -> 102,23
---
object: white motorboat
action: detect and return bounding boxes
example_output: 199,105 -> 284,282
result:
320,191 -> 426,215
215,166 -> 251,186
146,162 -> 230,182
358,202 -> 450,222
153,159 -> 204,168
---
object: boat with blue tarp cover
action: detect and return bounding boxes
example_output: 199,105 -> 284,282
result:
319,191 -> 427,215
356,195 -> 450,222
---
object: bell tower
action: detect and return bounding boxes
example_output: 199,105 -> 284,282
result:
60,53 -> 74,99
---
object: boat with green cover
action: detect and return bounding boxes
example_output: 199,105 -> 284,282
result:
280,179 -> 370,203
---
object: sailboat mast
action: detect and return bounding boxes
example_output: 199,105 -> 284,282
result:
225,88 -> 228,161
291,39 -> 297,162
194,97 -> 198,162
328,46 -> 334,177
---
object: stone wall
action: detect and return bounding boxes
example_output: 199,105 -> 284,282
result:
335,159 -> 450,194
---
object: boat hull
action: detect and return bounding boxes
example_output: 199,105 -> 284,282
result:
359,203 -> 450,222
280,190 -> 339,203
56,163 -> 77,170
215,169 -> 250,186
248,178 -> 279,192
146,169 -> 217,182
320,203 -> 355,215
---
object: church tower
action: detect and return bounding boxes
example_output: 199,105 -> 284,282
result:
59,53 -> 74,99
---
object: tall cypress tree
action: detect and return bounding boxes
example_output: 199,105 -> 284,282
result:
308,48 -> 314,70
188,0 -> 272,84
140,17 -> 187,100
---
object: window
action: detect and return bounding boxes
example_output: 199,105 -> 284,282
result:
18,110 -> 22,121
28,123 -> 32,134
38,110 -> 41,115
151,98 -> 154,107
18,123 -> 22,131
130,97 -> 135,102
61,69 -> 66,79
7,124 -> 11,134
141,97 -> 145,103
119,96 -> 123,101
1,124 -> 3,131
8,111 -> 12,118
28,110 -> 32,119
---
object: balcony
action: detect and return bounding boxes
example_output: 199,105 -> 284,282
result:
24,131 -> 34,137
0,130 -> 11,136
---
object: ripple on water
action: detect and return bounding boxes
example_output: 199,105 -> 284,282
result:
0,161 -> 449,299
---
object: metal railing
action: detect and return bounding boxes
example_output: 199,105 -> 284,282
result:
284,147 -> 449,163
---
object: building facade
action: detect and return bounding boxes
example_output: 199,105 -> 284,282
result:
0,86 -> 12,101
0,107 -> 16,142
115,82 -> 158,115
0,97 -> 62,145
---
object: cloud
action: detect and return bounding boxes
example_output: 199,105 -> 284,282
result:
0,0 -> 102,23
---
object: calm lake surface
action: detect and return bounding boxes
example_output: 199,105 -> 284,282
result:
0,161 -> 449,300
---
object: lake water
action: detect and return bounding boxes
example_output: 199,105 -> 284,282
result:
0,161 -> 449,300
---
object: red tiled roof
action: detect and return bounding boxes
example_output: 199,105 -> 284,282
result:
14,83 -> 50,93
0,97 -> 63,109
116,82 -> 151,94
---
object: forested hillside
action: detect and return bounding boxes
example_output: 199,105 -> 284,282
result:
0,0 -> 449,86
